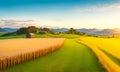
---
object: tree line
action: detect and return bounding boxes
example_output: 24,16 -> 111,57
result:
1,26 -> 87,36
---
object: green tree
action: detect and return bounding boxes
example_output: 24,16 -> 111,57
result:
27,26 -> 39,33
43,27 -> 54,34
16,27 -> 28,35
43,28 -> 50,32
68,28 -> 76,34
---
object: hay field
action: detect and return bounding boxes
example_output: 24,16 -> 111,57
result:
0,38 -> 65,70
80,37 -> 120,72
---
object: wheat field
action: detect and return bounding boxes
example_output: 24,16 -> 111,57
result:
0,38 -> 65,70
80,37 -> 120,59
80,37 -> 120,72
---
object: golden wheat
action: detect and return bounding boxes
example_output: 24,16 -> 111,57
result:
80,37 -> 120,72
0,38 -> 65,70
80,37 -> 120,59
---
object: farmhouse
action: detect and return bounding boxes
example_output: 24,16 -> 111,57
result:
26,33 -> 34,38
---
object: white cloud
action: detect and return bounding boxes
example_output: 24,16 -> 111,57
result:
0,20 -> 38,28
0,20 -> 4,27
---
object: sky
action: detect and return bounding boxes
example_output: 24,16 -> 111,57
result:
0,0 -> 120,29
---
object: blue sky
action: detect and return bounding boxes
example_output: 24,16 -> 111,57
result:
0,0 -> 120,29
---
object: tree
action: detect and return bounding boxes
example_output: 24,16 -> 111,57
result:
43,27 -> 54,34
16,26 -> 39,35
16,27 -> 28,35
27,26 -> 39,33
68,28 -> 77,34
43,28 -> 51,32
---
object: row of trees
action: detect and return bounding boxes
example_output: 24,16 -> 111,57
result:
16,26 -> 86,35
16,26 -> 54,35
1,26 -> 87,36
16,26 -> 39,35
16,26 -> 81,34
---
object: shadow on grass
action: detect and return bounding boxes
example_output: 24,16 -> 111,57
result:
100,49 -> 120,66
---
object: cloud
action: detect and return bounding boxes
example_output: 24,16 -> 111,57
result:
0,20 -> 4,27
74,3 -> 120,12
0,18 -> 68,28
0,20 -> 37,28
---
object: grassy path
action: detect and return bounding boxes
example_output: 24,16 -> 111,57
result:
2,39 -> 106,72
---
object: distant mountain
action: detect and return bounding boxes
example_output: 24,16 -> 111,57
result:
77,28 -> 120,36
0,28 -> 5,32
1,27 -> 120,36
77,28 -> 100,35
52,28 -> 120,36
0,28 -> 18,32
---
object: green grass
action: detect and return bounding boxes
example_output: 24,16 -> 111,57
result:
2,39 -> 106,72
0,34 -> 80,39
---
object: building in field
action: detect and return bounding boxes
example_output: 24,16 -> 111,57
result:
26,33 -> 34,38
